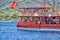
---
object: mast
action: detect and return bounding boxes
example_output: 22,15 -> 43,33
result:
44,0 -> 46,13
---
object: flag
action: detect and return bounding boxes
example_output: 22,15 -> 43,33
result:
11,1 -> 17,9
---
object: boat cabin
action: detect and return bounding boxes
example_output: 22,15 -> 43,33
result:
17,4 -> 60,29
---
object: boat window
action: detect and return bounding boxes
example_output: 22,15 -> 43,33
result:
38,9 -> 44,15
21,17 -> 28,22
28,9 -> 34,15
48,8 -> 53,13
39,9 -> 44,13
35,17 -> 41,24
43,17 -> 49,24
43,16 -> 60,24
51,17 -> 58,24
29,17 -> 34,22
18,17 -> 21,22
35,17 -> 40,22
19,9 -> 25,14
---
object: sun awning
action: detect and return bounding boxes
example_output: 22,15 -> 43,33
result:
18,4 -> 52,8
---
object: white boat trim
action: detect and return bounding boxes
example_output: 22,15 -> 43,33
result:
17,27 -> 60,31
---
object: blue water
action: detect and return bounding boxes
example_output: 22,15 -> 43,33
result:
0,22 -> 60,40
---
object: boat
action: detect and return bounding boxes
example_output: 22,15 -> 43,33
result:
17,0 -> 60,31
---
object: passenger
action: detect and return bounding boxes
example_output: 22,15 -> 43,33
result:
56,18 -> 59,24
27,19 -> 30,22
51,17 -> 57,24
29,17 -> 34,22
35,17 -> 41,24
22,17 -> 28,22
50,18 -> 53,24
44,17 -> 50,24
37,21 -> 41,24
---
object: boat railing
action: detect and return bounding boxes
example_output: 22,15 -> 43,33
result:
18,16 -> 60,24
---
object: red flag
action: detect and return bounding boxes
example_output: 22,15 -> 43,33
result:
11,1 -> 17,9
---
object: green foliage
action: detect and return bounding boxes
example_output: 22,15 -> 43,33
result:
0,11 -> 18,22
